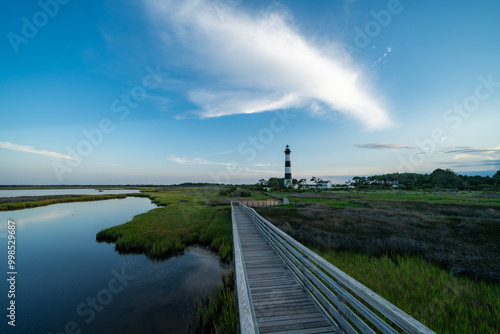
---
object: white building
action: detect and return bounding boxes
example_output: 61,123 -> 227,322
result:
317,180 -> 332,188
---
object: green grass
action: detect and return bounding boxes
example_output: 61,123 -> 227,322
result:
290,189 -> 500,205
194,271 -> 237,333
199,208 -> 233,262
317,250 -> 500,334
250,191 -> 272,200
285,189 -> 500,206
96,186 -> 236,333
0,194 -> 130,211
358,190 -> 500,206
260,200 -> 500,281
287,196 -> 369,208
257,190 -> 500,333
96,186 -> 234,261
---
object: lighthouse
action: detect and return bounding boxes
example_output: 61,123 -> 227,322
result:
284,145 -> 292,188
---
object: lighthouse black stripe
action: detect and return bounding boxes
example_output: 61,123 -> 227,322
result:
284,145 -> 292,187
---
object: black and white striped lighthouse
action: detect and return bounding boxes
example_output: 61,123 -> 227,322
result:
284,145 -> 292,188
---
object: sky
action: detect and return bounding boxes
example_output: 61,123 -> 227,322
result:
1,0 -> 499,185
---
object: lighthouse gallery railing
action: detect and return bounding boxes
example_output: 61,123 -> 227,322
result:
237,202 -> 435,334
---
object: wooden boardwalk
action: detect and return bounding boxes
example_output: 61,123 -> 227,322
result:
233,204 -> 337,334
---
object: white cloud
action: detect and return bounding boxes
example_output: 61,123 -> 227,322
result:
0,141 -> 75,161
186,91 -> 302,118
355,143 -> 415,150
167,154 -> 234,166
453,153 -> 477,160
214,150 -> 234,156
245,167 -> 279,174
144,0 -> 391,130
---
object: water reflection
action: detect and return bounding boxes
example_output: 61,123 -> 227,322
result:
0,198 -> 228,334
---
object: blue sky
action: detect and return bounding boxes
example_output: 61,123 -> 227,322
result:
1,0 -> 499,185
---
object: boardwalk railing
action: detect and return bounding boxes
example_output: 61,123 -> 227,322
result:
239,200 -> 281,208
238,202 -> 435,334
231,202 -> 258,334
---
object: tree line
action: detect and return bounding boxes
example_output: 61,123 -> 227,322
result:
348,168 -> 500,191
254,169 -> 500,191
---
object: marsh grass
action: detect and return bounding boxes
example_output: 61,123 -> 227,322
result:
94,186 -> 237,333
96,187 -> 234,261
287,190 -> 500,206
259,200 -> 500,282
199,208 -> 233,261
0,194 -> 129,211
318,251 -> 500,334
257,194 -> 500,333
193,271 -> 237,334
3,186 -> 238,332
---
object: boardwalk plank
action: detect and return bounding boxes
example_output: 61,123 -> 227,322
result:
233,205 -> 336,334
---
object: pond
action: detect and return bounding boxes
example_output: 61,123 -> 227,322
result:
0,197 -> 229,333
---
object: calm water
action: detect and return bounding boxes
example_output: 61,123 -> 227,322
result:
0,188 -> 140,198
0,198 -> 228,333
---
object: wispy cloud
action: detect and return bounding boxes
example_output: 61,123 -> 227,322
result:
214,150 -> 235,156
372,45 -> 392,67
0,141 -> 75,161
480,159 -> 500,167
354,143 -> 415,150
245,167 -> 280,174
144,0 -> 391,130
442,146 -> 499,155
167,154 -> 234,166
440,146 -> 500,162
437,146 -> 500,169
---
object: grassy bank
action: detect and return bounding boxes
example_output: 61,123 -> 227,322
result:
194,271 -> 237,333
2,185 -> 242,332
0,194 -> 130,211
96,186 -> 236,261
256,191 -> 500,333
96,186 -> 240,333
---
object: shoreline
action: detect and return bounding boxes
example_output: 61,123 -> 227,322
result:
0,193 -> 134,211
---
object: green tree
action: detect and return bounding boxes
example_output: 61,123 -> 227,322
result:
430,168 -> 461,188
352,176 -> 368,186
297,178 -> 307,187
493,170 -> 500,185
268,177 -> 280,189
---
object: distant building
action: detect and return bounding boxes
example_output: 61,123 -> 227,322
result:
317,180 -> 332,189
